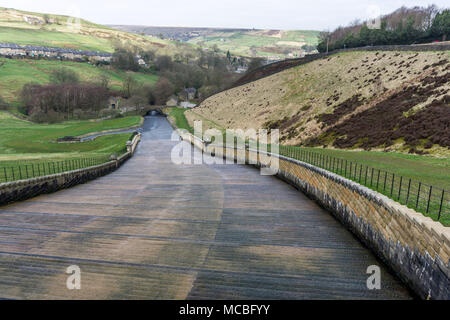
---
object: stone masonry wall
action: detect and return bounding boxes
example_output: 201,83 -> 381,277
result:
177,130 -> 450,300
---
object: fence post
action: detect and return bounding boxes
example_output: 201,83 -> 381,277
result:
359,165 -> 362,183
344,160 -> 347,177
3,167 -> 6,182
416,182 -> 422,209
426,186 -> 432,214
398,176 -> 403,200
438,190 -> 444,220
406,179 -> 412,205
390,174 -> 395,196
376,170 -> 380,189
383,171 -> 387,192
365,166 -> 368,185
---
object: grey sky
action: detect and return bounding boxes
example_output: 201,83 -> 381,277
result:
1,0 -> 449,30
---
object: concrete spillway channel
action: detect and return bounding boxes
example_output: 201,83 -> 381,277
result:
0,116 -> 413,299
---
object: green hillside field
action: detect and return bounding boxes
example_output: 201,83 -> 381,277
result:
0,57 -> 158,107
189,30 -> 320,58
0,111 -> 141,164
0,7 -> 169,52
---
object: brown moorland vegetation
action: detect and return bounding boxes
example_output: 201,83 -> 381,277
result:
186,50 -> 450,155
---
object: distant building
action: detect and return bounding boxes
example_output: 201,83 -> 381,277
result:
0,43 -> 112,63
166,95 -> 179,107
23,16 -> 44,25
136,55 -> 147,67
108,97 -> 120,109
235,66 -> 248,74
180,87 -> 197,101
180,101 -> 196,109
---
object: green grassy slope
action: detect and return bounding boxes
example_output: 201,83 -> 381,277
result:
0,7 -> 169,52
0,111 -> 141,161
0,26 -> 114,52
0,58 -> 158,105
189,29 -> 320,58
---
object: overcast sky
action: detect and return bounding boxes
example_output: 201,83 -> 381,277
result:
1,0 -> 449,30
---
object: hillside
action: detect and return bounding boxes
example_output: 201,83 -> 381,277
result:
186,49 -> 450,156
0,57 -> 158,106
111,25 -> 320,59
0,7 -> 169,52
0,111 -> 140,163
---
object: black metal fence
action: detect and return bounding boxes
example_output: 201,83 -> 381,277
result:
0,156 -> 110,184
278,145 -> 449,223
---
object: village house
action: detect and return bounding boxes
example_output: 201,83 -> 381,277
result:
136,55 -> 148,67
179,87 -> 197,101
23,16 -> 44,25
180,101 -> 196,109
166,95 -> 179,107
108,97 -> 120,109
0,43 -> 112,63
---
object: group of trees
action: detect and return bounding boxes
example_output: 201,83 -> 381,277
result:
111,47 -> 141,72
112,45 -> 239,107
18,40 -> 246,122
318,6 -> 450,52
21,68 -> 111,122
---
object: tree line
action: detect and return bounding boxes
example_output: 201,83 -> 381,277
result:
18,40 -> 259,122
110,44 -> 240,103
318,5 -> 450,52
20,69 -> 111,123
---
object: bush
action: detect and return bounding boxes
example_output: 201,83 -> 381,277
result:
22,82 -> 111,122
0,95 -> 8,110
29,109 -> 62,123
111,47 -> 139,71
50,68 -> 80,84
98,108 -> 119,119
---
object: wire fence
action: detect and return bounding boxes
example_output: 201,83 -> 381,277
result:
0,156 -> 110,184
278,145 -> 449,223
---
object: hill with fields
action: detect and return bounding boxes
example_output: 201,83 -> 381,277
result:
185,49 -> 450,156
0,7 -> 170,52
0,57 -> 158,107
111,25 -> 320,59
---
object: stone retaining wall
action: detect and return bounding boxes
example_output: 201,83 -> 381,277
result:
0,133 -> 141,206
177,130 -> 450,300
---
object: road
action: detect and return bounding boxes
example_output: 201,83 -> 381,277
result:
0,116 -> 412,299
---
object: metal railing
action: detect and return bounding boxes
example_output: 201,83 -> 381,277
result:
278,145 -> 449,222
0,156 -> 110,183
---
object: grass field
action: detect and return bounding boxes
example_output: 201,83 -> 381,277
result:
0,57 -> 158,105
0,26 -> 114,52
168,108 -> 194,133
0,7 -> 169,52
0,111 -> 141,162
189,30 -> 320,58
292,147 -> 450,190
